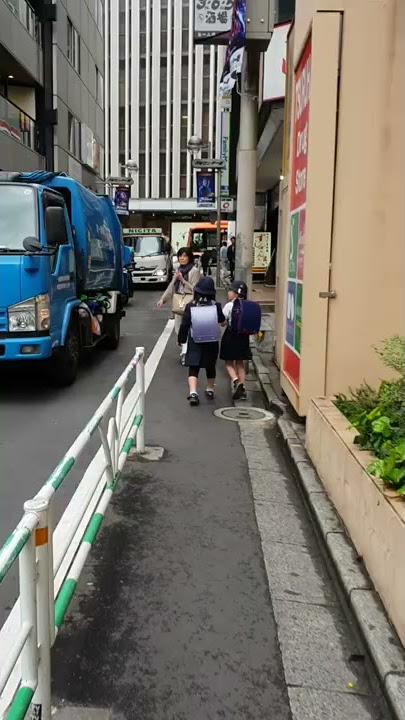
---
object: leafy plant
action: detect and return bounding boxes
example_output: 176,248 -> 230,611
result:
374,335 -> 405,376
368,441 -> 405,495
350,407 -> 405,494
335,381 -> 379,422
334,335 -> 405,495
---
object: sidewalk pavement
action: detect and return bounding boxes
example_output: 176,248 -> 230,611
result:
51,330 -> 392,719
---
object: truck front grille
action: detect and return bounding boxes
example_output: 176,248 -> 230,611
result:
0,309 -> 7,333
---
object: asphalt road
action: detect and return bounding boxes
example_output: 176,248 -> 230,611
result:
0,288 -> 167,624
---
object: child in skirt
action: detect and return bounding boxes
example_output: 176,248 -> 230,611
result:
220,280 -> 252,400
178,276 -> 225,406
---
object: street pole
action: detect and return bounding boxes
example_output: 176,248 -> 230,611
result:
235,49 -> 260,293
216,169 -> 221,288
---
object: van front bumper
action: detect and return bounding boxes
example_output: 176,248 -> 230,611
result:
0,336 -> 53,361
131,273 -> 168,284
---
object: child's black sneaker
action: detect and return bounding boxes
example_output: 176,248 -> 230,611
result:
205,388 -> 215,400
188,392 -> 200,406
239,385 -> 247,401
233,382 -> 245,400
231,378 -> 238,394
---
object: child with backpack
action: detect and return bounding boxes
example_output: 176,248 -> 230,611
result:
178,277 -> 225,406
220,280 -> 262,400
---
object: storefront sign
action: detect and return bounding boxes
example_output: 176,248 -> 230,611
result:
262,23 -> 290,102
197,172 -> 216,208
123,228 -> 163,235
283,35 -> 311,389
114,187 -> 130,215
220,111 -> 230,195
194,0 -> 233,41
252,232 -> 271,274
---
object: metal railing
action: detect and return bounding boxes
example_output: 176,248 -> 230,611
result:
0,347 -> 145,720
6,0 -> 42,46
0,96 -> 38,154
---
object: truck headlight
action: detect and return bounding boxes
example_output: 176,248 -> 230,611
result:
153,269 -> 166,277
8,294 -> 50,332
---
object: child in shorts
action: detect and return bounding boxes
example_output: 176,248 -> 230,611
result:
178,276 -> 225,406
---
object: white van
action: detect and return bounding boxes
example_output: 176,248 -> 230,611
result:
123,228 -> 172,287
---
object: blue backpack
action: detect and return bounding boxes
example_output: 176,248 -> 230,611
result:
190,304 -> 220,343
231,299 -> 262,335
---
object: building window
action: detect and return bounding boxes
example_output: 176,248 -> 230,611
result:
67,19 -> 80,73
68,112 -> 81,159
96,67 -> 104,108
95,0 -> 104,36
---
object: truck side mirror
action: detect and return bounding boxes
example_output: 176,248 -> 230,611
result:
23,237 -> 43,253
45,206 -> 68,246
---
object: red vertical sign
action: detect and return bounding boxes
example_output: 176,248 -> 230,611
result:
283,36 -> 311,389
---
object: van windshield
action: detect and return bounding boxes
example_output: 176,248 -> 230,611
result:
133,236 -> 164,257
0,185 -> 37,251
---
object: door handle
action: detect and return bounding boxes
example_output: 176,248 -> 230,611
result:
319,290 -> 336,299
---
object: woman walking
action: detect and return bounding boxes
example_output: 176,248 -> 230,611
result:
157,247 -> 200,364
178,276 -> 225,406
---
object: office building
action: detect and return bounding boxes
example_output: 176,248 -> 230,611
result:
0,0 -> 105,188
105,0 -> 225,214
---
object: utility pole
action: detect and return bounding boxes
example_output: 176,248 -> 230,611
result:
235,49 -> 260,291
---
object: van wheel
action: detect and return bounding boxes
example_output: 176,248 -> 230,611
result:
103,311 -> 121,350
51,322 -> 80,386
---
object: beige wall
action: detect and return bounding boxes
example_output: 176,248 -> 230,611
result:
276,0 -> 405,415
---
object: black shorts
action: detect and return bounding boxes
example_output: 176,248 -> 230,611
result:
188,365 -> 216,379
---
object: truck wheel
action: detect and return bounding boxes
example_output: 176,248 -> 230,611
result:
51,322 -> 80,386
103,311 -> 121,350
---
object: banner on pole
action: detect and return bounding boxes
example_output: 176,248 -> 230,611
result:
219,0 -> 247,95
220,111 -> 230,195
114,187 -> 130,216
197,172 -> 216,208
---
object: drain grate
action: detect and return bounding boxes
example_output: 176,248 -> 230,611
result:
214,407 -> 275,422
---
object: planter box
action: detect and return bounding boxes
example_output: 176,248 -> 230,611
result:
306,398 -> 405,646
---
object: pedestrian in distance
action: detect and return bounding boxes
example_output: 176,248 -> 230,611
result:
157,247 -> 200,364
220,280 -> 260,401
220,240 -> 228,270
227,236 -> 236,281
178,276 -> 226,406
200,248 -> 212,277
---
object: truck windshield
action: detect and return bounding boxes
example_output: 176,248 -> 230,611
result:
0,185 -> 37,250
133,236 -> 164,257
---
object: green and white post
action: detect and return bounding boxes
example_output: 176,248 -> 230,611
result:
28,498 -> 52,720
136,348 -> 145,454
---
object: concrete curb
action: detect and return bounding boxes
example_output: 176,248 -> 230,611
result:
252,354 -> 405,720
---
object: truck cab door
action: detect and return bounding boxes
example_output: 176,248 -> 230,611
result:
42,193 -> 76,346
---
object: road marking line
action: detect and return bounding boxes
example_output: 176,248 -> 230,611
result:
0,318 -> 174,717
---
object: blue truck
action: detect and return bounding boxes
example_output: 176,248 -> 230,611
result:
0,171 -> 127,386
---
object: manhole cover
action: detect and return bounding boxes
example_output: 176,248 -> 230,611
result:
214,407 -> 275,422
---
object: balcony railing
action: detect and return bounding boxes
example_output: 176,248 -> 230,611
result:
0,94 -> 41,155
6,0 -> 42,46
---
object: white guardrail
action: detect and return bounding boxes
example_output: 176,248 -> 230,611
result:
0,347 -> 146,720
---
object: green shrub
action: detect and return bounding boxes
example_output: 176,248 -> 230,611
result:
333,335 -> 405,495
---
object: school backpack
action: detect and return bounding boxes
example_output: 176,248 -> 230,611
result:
190,304 -> 220,343
231,299 -> 262,335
